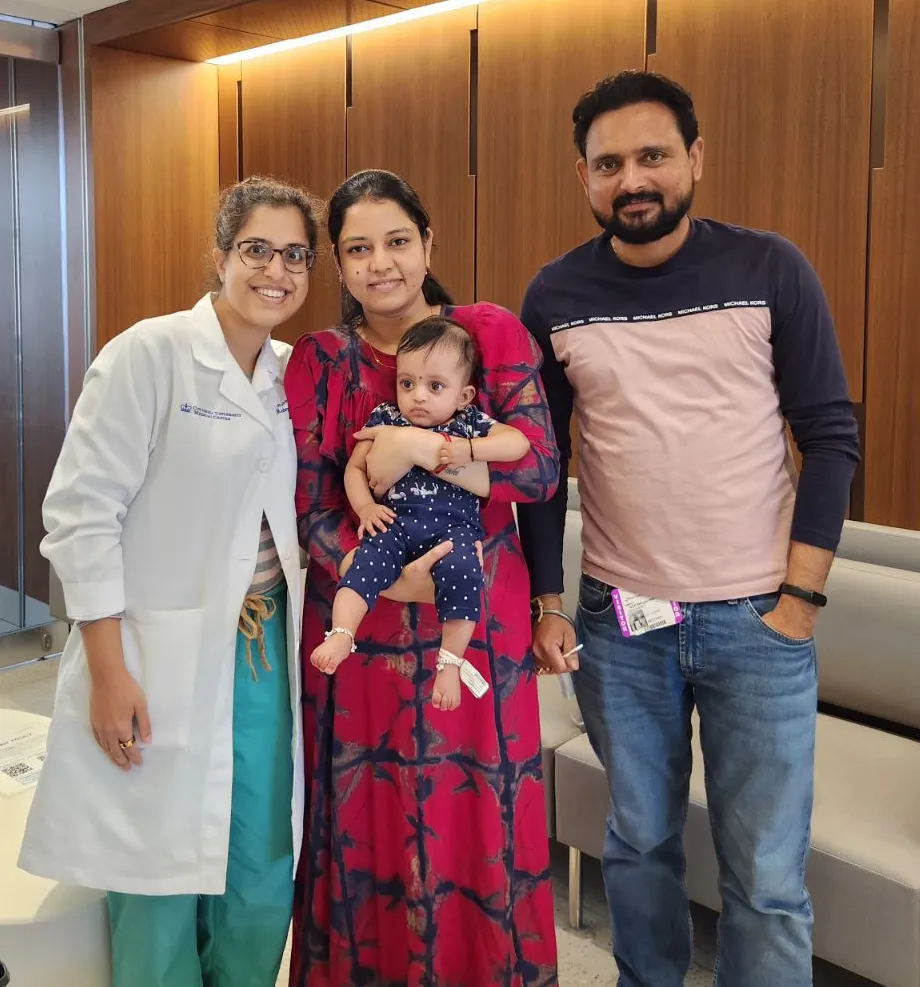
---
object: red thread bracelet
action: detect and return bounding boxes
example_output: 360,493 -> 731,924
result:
433,434 -> 451,474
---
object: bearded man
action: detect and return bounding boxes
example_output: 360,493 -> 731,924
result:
517,71 -> 860,987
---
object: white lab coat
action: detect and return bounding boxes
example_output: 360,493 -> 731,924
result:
18,294 -> 304,896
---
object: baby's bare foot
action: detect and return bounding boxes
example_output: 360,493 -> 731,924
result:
433,665 -> 461,711
310,632 -> 354,675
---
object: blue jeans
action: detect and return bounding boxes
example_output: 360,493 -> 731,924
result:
574,574 -> 816,987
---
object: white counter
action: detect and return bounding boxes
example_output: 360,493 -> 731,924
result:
0,706 -> 110,987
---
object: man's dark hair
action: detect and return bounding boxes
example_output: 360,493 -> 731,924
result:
572,71 -> 699,158
397,315 -> 479,384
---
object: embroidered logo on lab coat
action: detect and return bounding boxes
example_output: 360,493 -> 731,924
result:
180,402 -> 242,421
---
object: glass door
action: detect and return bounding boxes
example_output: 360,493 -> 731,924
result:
0,54 -> 70,667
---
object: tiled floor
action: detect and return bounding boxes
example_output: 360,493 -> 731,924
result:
546,841 -> 713,986
1,661 -> 877,987
0,658 -> 57,717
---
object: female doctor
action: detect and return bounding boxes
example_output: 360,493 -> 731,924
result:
18,175 -> 320,987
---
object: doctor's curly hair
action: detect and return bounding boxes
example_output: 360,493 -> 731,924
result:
209,175 -> 326,285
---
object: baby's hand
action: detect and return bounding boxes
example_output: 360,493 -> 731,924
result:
438,436 -> 472,468
358,503 -> 396,539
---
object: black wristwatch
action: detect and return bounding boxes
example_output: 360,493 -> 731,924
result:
779,582 -> 827,608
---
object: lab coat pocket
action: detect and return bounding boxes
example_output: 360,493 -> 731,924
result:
122,607 -> 205,750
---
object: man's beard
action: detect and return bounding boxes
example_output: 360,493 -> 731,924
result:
593,187 -> 694,245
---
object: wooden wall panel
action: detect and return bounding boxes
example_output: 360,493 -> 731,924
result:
347,6 -> 477,305
477,0 -> 646,314
218,62 -> 241,188
650,0 -> 874,400
83,0 -> 920,530
477,0 -> 646,477
91,47 -> 219,350
241,40 -> 347,341
864,0 -> 920,529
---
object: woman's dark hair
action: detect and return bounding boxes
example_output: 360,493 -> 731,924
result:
327,170 -> 454,327
397,315 -> 479,385
215,175 -> 323,253
572,71 -> 699,158
211,175 -> 324,288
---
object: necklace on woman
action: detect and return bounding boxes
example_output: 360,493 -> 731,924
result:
357,325 -> 397,367
358,305 -> 441,366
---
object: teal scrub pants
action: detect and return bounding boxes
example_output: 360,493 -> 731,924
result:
108,581 -> 294,987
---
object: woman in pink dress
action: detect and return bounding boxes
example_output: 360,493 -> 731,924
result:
286,169 -> 560,986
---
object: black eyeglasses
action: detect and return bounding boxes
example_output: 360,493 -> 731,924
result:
236,239 -> 316,274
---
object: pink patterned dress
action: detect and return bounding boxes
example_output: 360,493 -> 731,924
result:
286,302 -> 560,986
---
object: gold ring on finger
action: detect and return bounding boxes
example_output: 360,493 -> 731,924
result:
118,736 -> 136,750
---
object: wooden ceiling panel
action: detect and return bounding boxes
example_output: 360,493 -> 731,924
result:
90,0 -> 454,50
106,19 -> 276,61
84,0 -> 242,45
197,0 -> 430,38
196,0 -> 350,39
102,0 -> 431,61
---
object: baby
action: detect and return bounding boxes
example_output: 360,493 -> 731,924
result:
310,315 -> 531,710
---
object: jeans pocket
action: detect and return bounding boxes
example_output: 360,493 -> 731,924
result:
577,574 -> 613,616
742,596 -> 814,646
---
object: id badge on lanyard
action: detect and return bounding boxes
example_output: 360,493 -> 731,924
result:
612,588 -> 683,637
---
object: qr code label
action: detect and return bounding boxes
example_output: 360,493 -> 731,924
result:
0,723 -> 49,793
2,762 -> 31,779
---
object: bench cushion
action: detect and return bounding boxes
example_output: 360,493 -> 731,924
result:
555,711 -> 920,986
537,676 -> 581,836
816,559 -> 920,730
838,520 -> 920,573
